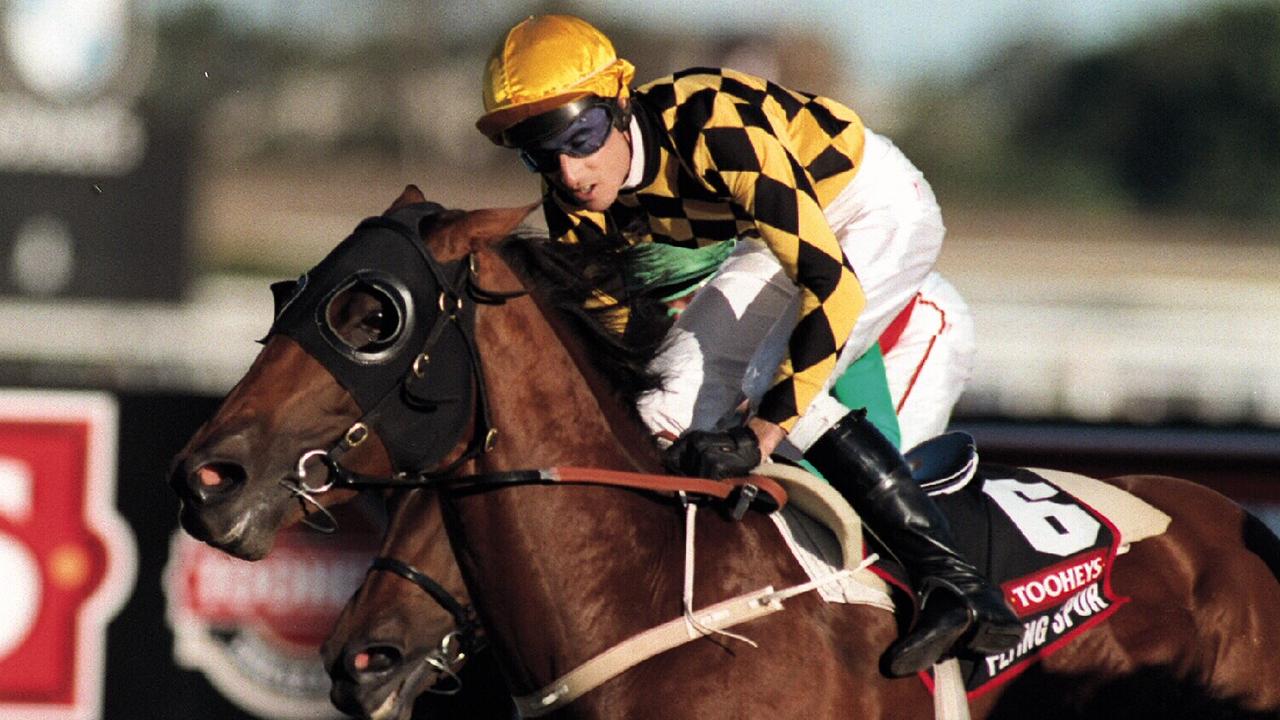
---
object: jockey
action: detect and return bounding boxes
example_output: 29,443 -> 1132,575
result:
476,14 -> 1020,675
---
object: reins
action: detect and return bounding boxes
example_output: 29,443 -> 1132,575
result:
445,466 -> 788,517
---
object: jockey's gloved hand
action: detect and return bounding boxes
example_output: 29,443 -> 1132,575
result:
664,426 -> 761,479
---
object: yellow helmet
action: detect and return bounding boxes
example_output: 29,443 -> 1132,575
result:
476,14 -> 635,145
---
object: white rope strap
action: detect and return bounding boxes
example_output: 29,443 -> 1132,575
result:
512,585 -> 784,718
511,553 -> 882,718
681,493 -> 698,637
932,658 -> 972,720
682,497 -> 758,646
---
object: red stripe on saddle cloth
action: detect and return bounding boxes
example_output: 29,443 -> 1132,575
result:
547,466 -> 788,509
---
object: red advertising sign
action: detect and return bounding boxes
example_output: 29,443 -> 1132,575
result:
165,506 -> 382,719
0,391 -> 135,719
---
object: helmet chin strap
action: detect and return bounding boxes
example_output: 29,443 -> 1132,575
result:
614,96 -> 633,132
619,103 -> 645,192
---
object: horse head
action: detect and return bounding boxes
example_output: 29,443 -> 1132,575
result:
321,488 -> 484,720
172,184 -> 677,717
168,185 -> 535,559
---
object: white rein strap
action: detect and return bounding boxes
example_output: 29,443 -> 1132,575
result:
681,494 -> 758,645
511,466 -> 968,720
511,498 -> 877,718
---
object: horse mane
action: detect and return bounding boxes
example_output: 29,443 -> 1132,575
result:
497,231 -> 672,409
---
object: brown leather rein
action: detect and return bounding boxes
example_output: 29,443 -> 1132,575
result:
446,465 -> 788,518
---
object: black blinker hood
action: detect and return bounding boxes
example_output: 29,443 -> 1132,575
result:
267,202 -> 478,473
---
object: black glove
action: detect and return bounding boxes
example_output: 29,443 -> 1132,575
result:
664,426 -> 761,479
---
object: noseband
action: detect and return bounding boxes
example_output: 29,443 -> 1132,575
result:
368,555 -> 484,694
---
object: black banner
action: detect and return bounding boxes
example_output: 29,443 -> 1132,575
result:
0,0 -> 191,302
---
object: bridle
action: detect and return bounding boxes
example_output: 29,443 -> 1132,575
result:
264,203 -> 518,693
366,555 -> 484,694
282,254 -> 519,500
265,202 -> 525,532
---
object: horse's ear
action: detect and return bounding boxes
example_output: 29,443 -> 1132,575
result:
385,184 -> 428,214
460,203 -> 540,248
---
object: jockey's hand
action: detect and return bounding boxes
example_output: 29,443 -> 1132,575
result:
746,416 -> 785,458
664,426 -> 761,479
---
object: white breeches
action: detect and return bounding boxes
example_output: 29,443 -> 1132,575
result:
883,273 -> 975,452
636,129 -> 972,453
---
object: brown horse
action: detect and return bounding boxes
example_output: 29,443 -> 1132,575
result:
172,186 -> 1280,719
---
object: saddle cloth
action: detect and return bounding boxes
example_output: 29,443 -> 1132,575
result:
760,459 -> 1172,697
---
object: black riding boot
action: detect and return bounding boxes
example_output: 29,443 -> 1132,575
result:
804,411 -> 1023,677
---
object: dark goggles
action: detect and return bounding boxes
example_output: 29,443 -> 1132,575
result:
516,102 -> 619,174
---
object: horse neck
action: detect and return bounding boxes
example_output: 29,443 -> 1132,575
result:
444,247 -> 682,694
383,488 -> 451,565
470,251 -> 661,474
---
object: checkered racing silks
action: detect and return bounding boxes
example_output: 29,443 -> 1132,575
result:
543,67 -> 869,430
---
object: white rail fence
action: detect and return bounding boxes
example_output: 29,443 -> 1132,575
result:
1,261 -> 1277,428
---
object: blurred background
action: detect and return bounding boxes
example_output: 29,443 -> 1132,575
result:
0,0 -> 1277,717
5,0 -> 1279,424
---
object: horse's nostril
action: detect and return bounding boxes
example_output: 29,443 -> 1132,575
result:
348,645 -> 402,678
196,466 -> 224,487
181,461 -> 247,505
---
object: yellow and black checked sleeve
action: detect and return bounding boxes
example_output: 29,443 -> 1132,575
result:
675,81 -> 867,430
